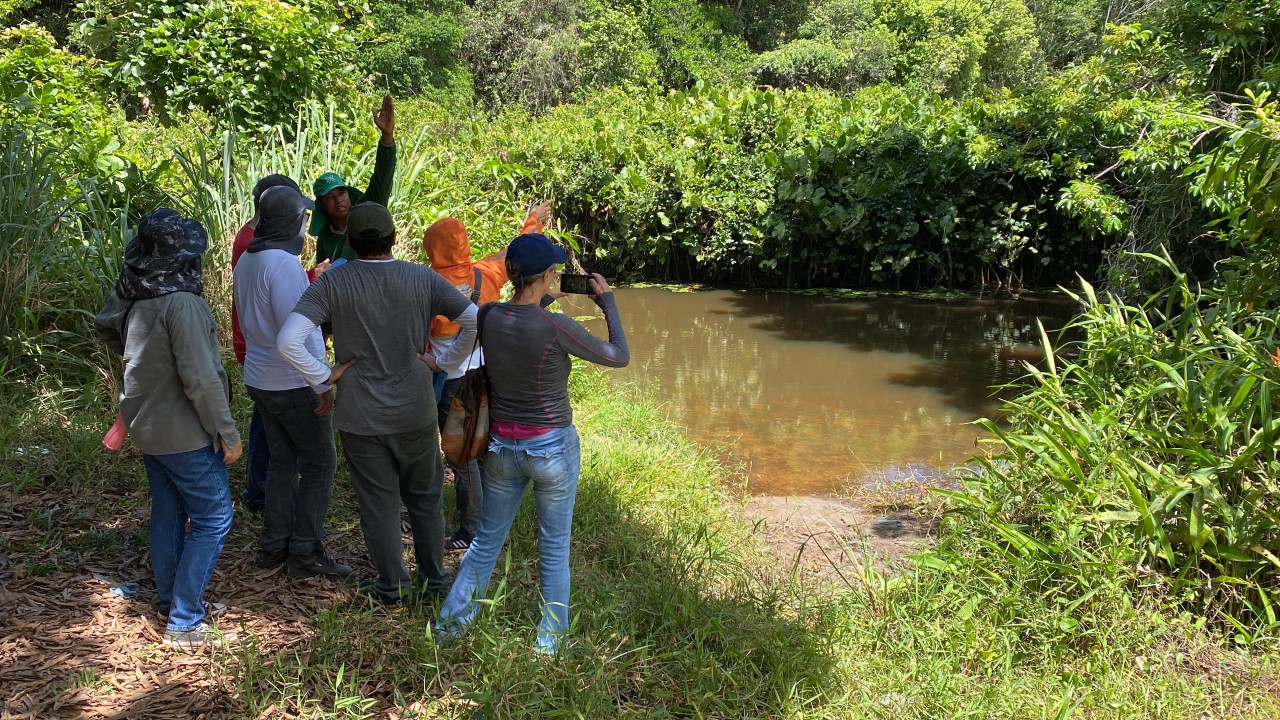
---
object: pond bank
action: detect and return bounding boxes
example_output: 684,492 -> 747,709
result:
741,494 -> 931,584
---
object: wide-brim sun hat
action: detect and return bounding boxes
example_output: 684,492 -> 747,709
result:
124,208 -> 208,271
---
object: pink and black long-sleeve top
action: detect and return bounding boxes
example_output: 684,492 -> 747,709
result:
481,292 -> 628,430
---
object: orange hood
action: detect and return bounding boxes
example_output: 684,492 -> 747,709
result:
423,217 -> 474,288
424,213 -> 542,343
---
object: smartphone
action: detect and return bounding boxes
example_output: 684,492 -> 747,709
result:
560,273 -> 593,295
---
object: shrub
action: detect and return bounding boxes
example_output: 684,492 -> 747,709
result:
0,24 -> 132,186
75,0 -> 360,129
577,3 -> 658,90
754,0 -> 1043,96
939,261 -> 1280,636
751,39 -> 846,89
1,25 -> 112,138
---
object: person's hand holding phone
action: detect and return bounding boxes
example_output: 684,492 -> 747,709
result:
588,273 -> 612,301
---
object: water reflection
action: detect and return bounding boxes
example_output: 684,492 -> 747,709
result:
562,288 -> 1078,496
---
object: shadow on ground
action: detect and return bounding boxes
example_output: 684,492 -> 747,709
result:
1,393 -> 837,718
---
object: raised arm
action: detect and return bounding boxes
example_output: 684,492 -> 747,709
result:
363,95 -> 397,206
550,288 -> 629,368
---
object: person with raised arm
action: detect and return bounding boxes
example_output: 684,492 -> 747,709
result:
310,94 -> 397,267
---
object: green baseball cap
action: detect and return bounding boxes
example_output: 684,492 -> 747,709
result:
347,201 -> 396,241
312,172 -> 351,199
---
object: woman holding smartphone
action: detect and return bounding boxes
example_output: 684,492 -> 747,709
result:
434,232 -> 629,654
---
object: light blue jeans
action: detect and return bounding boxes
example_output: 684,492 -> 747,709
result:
437,425 -> 581,653
143,446 -> 233,632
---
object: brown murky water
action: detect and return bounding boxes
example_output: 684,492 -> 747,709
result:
563,288 -> 1078,495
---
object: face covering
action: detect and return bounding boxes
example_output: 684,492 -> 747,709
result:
248,186 -> 308,256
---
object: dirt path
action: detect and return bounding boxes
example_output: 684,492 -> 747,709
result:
740,495 -> 931,585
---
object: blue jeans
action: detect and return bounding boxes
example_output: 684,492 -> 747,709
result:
143,446 -> 234,632
436,375 -> 483,538
248,386 -> 337,556
242,404 -> 269,509
438,425 -> 581,653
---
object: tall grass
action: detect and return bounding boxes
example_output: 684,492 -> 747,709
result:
0,125 -> 130,379
935,249 -> 1280,640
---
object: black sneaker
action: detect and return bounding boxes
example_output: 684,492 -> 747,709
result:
286,550 -> 353,579
256,547 -> 288,569
444,532 -> 472,552
356,579 -> 405,613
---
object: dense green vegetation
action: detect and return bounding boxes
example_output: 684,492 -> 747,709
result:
3,0 -> 1280,715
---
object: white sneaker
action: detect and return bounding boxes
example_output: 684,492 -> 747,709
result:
162,623 -> 238,652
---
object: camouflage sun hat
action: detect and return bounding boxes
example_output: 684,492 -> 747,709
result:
125,208 -> 208,271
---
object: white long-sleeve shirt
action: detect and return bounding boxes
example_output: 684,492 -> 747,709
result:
233,248 -> 328,393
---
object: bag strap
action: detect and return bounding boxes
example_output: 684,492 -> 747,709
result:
470,268 -> 482,304
460,301 -> 496,374
476,302 -> 495,347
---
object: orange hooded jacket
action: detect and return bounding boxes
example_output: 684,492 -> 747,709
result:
423,213 -> 541,342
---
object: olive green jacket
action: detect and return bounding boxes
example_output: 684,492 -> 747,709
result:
95,292 -> 240,455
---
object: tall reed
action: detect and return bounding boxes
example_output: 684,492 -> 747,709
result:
0,126 -> 130,378
938,249 -> 1280,638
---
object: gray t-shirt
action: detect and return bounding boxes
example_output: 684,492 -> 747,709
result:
482,293 -> 629,429
292,259 -> 471,435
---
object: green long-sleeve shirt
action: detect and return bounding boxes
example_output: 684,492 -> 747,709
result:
314,141 -> 397,265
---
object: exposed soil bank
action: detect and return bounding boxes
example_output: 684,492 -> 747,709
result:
740,494 -> 931,584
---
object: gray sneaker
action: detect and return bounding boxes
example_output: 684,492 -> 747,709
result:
163,623 -> 238,652
286,550 -> 352,579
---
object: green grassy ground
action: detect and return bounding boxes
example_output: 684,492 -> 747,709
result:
1,367 -> 1277,718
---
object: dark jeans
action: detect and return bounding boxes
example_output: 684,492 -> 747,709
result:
436,375 -> 484,538
247,386 -> 337,557
341,427 -> 447,600
143,446 -> 233,632
242,403 -> 269,509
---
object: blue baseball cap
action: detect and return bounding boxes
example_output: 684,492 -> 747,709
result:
506,233 -> 567,276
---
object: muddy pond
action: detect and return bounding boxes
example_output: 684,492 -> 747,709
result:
561,288 -> 1079,496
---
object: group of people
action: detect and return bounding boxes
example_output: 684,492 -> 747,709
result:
94,96 -> 630,654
